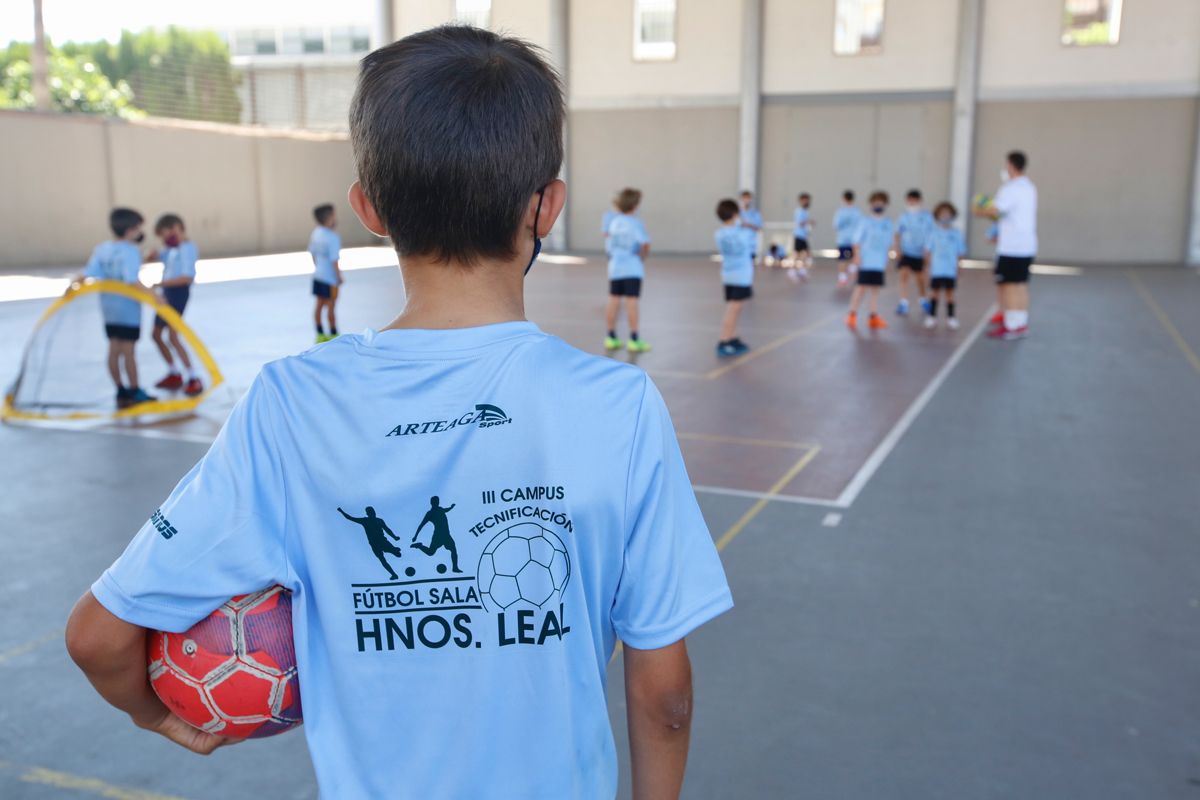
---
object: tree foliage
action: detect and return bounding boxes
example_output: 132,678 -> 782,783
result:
0,50 -> 141,118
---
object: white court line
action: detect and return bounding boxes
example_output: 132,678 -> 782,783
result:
692,484 -> 843,508
831,306 -> 994,508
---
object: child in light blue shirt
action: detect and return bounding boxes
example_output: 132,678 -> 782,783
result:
715,198 -> 753,356
604,188 -> 651,353
847,190 -> 895,331
895,189 -> 934,316
923,201 -> 968,330
149,213 -> 203,396
833,189 -> 863,287
81,207 -> 157,408
309,203 -> 343,343
789,192 -> 814,281
738,190 -> 763,263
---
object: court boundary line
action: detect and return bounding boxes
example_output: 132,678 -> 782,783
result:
704,312 -> 840,379
1128,271 -> 1200,376
831,306 -> 994,509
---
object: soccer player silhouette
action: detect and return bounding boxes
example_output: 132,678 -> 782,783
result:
411,496 -> 461,573
338,506 -> 403,580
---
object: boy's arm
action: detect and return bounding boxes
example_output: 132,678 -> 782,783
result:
65,592 -> 233,755
639,243 -> 651,260
334,260 -> 343,285
624,640 -> 693,800
381,522 -> 399,541
336,506 -> 359,522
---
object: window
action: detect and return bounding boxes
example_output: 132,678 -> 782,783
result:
834,0 -> 885,56
1062,0 -> 1122,46
634,0 -> 677,61
330,26 -> 370,54
455,0 -> 492,29
252,28 -> 278,56
280,28 -> 303,55
302,28 -> 326,54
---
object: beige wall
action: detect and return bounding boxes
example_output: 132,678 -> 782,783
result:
970,97 -> 1198,262
980,0 -> 1200,96
568,107 -> 739,252
759,99 -> 953,250
570,0 -> 741,106
394,0 -> 455,37
764,0 -> 959,95
0,111 -> 371,269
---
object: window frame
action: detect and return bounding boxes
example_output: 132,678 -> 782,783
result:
632,0 -> 678,63
832,0 -> 886,58
1060,0 -> 1123,48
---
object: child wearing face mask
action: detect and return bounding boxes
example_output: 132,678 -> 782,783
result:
148,214 -> 202,396
80,207 -> 158,409
846,191 -> 894,331
923,202 -> 967,330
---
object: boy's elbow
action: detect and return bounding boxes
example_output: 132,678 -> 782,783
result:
65,592 -> 136,672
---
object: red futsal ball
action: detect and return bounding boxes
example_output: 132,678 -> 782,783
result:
146,585 -> 302,738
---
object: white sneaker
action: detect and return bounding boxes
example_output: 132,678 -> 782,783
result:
947,317 -> 960,330
797,267 -> 809,281
837,273 -> 849,288
923,316 -> 937,329
787,268 -> 800,283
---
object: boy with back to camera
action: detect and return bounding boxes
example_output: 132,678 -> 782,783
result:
846,190 -> 894,331
715,198 -> 754,356
65,26 -> 732,800
834,189 -> 862,288
149,213 -> 203,396
81,207 -> 157,409
788,192 -> 814,282
895,189 -> 933,316
309,203 -> 343,343
604,187 -> 652,352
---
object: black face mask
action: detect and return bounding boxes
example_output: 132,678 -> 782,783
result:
524,188 -> 546,276
135,232 -> 146,244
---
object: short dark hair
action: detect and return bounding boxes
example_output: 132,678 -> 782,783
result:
869,190 -> 889,205
906,189 -> 922,201
313,204 -> 336,225
740,190 -> 753,198
1007,150 -> 1027,172
716,199 -> 739,221
350,26 -> 564,265
933,201 -> 957,219
798,192 -> 811,202
154,213 -> 184,234
109,208 -> 143,238
842,190 -> 855,202
616,188 -> 642,213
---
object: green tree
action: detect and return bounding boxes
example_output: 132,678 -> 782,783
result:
0,51 -> 140,118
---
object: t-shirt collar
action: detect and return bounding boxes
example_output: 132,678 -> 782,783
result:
357,321 -> 543,357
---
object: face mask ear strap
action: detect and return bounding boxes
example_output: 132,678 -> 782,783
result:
524,187 -> 547,276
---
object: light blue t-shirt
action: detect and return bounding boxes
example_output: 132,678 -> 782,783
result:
926,224 -> 967,278
834,206 -> 863,246
897,208 -> 934,257
854,215 -> 896,272
792,207 -> 812,239
601,209 -> 617,236
90,322 -> 733,800
309,226 -> 342,286
715,225 -> 753,287
605,214 -> 650,280
739,207 -> 763,231
83,240 -> 143,327
161,241 -> 199,282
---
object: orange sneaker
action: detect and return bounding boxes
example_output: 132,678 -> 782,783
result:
845,312 -> 858,328
868,314 -> 888,330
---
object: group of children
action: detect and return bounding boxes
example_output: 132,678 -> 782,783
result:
81,202 -> 342,410
82,208 -> 202,409
600,185 -> 970,357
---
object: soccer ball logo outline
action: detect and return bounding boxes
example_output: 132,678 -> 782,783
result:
477,523 -> 570,611
147,585 -> 301,738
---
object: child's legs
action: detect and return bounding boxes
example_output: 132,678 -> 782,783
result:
720,300 -> 743,340
314,297 -> 326,328
944,287 -> 955,312
848,285 -> 864,311
152,324 -> 174,366
915,270 -> 928,298
626,297 -> 640,333
1012,282 -> 1029,312
867,286 -> 880,314
605,295 -> 621,331
106,341 -> 122,387
326,296 -> 338,330
167,327 -> 192,370
117,340 -> 138,388
897,267 -> 910,299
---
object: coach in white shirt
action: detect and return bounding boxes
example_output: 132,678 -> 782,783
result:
977,150 -> 1037,339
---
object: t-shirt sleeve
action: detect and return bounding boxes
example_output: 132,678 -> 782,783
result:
91,371 -> 290,632
331,232 -> 342,262
181,242 -> 198,278
82,248 -> 102,278
611,378 -> 733,650
993,184 -> 1015,215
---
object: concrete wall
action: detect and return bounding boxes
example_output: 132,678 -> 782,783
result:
970,97 -> 1199,263
760,98 -> 953,251
568,107 -> 739,253
0,110 -> 372,269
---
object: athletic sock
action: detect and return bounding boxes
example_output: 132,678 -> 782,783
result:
929,299 -> 938,316
630,331 -> 639,342
316,324 -> 325,335
330,326 -> 338,336
947,302 -> 956,318
1004,310 -> 1028,330
608,329 -> 617,339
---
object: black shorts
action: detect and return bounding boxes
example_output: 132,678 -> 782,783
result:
857,270 -> 884,287
104,324 -> 140,342
154,285 -> 190,329
724,284 -> 753,302
837,245 -> 854,261
995,256 -> 1033,284
898,254 -> 924,271
793,237 -> 810,254
313,279 -> 338,299
930,276 -> 957,290
609,278 -> 642,297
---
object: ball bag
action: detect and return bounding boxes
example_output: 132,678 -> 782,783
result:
147,585 -> 302,738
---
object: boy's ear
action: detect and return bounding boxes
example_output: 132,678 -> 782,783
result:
348,182 -> 387,237
526,179 -> 567,239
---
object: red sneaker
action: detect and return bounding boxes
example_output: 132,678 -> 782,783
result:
987,325 -> 1028,340
184,378 -> 204,396
868,314 -> 888,330
990,311 -> 1004,325
845,312 -> 858,329
155,373 -> 183,390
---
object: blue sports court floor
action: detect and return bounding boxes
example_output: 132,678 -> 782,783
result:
1,252 -> 1198,798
